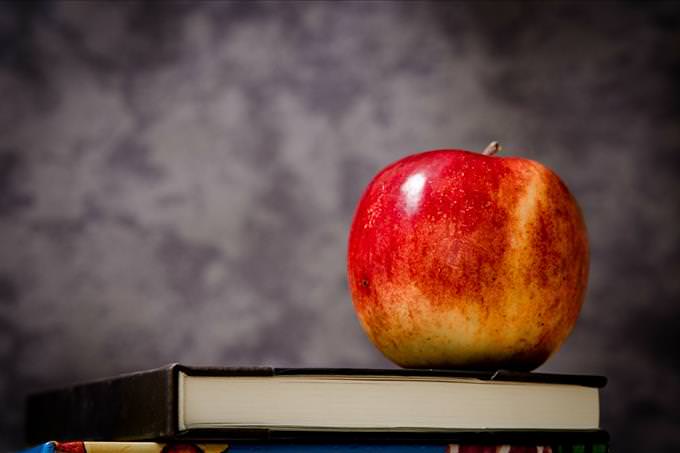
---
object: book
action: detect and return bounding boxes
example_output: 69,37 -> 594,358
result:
22,441 -> 610,453
23,442 -> 229,453
26,364 -> 606,444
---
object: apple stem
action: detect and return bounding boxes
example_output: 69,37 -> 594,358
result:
482,141 -> 502,156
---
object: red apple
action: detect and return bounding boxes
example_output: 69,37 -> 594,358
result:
347,143 -> 589,370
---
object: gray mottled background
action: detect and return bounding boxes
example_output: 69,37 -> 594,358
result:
1,1 -> 679,452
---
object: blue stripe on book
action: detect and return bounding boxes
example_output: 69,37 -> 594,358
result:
228,446 -> 446,453
21,442 -> 56,453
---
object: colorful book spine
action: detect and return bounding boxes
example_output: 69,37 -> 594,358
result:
22,442 -> 230,453
21,442 -> 608,453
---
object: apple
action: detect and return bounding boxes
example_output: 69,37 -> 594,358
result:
347,143 -> 589,370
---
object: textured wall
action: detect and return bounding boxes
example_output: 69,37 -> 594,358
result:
1,2 -> 679,452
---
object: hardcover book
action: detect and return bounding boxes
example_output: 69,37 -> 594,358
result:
26,364 -> 607,444
22,441 -> 609,453
24,442 -> 229,453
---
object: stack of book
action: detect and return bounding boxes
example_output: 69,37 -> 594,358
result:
23,364 -> 609,453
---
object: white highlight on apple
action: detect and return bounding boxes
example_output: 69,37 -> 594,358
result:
401,172 -> 426,215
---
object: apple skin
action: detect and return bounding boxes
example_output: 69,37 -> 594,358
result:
347,149 -> 589,370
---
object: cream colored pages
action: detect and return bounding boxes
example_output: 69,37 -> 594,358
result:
178,374 -> 599,432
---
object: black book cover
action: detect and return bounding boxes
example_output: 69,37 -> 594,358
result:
25,363 -> 607,444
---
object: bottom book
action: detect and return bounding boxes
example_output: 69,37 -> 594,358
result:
23,441 -> 609,453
